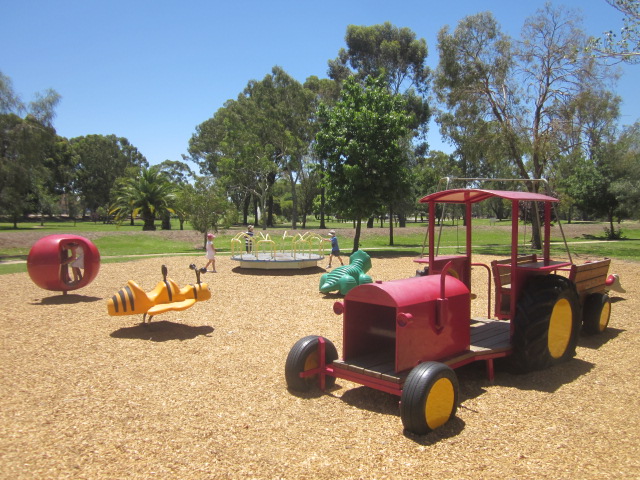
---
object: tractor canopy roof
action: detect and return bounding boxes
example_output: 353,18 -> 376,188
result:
418,188 -> 558,205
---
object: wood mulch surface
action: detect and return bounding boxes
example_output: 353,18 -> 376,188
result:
1,246 -> 639,479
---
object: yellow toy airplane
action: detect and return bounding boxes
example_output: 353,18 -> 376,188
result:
107,264 -> 212,324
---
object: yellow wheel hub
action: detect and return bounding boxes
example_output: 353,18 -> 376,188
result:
548,298 -> 573,359
303,354 -> 318,380
425,377 -> 455,430
599,301 -> 611,332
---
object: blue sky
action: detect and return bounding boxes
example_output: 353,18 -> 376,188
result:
2,0 -> 637,168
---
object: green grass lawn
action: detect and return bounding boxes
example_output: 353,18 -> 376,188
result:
94,234 -> 197,256
1,217 -> 638,275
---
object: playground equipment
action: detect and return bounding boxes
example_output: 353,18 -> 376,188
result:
230,230 -> 325,270
230,231 -> 255,256
290,231 -> 324,256
107,264 -> 211,324
27,234 -> 100,294
319,250 -> 373,295
286,187 -> 619,435
605,273 -> 626,293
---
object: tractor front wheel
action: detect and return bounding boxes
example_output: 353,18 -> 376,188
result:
400,362 -> 458,435
285,336 -> 338,392
512,275 -> 581,373
582,292 -> 611,335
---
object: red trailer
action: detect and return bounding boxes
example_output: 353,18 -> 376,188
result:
285,188 -> 614,434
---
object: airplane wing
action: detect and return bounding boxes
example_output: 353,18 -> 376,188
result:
146,299 -> 197,316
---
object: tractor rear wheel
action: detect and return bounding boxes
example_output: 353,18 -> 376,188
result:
511,274 -> 581,373
285,336 -> 338,392
400,362 -> 458,435
582,292 -> 611,335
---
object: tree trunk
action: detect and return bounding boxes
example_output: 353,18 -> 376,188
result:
267,172 -> 276,227
319,186 -> 326,229
243,196 -> 250,225
288,172 -> 298,230
143,218 -> 156,231
161,211 -> 171,230
530,204 -> 542,250
608,213 -> 616,239
389,206 -> 394,246
253,197 -> 259,226
267,194 -> 274,227
319,160 -> 326,229
260,195 -> 268,230
352,218 -> 362,253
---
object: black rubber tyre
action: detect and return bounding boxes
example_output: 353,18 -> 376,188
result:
582,292 -> 611,335
400,362 -> 458,435
511,274 -> 581,373
285,336 -> 338,392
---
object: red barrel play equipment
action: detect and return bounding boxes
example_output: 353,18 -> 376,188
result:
27,234 -> 100,293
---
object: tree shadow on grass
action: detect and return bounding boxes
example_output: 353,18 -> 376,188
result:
110,320 -> 214,342
34,294 -> 102,305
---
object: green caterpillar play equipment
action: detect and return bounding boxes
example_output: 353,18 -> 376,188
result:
319,250 -> 373,295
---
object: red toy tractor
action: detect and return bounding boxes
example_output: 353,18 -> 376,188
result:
285,188 -> 615,435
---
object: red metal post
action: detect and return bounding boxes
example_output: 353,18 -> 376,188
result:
486,359 -> 495,382
544,202 -> 551,265
429,201 -> 436,265
466,201 -> 473,257
510,200 -> 519,332
318,336 -> 326,391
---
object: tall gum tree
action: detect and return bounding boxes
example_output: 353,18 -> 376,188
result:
303,76 -> 341,229
328,23 -> 431,231
587,0 -> 640,63
189,67 -> 314,230
70,134 -> 147,217
434,4 -> 609,248
0,72 -> 61,227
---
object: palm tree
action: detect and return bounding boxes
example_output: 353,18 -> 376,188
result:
110,166 -> 177,231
